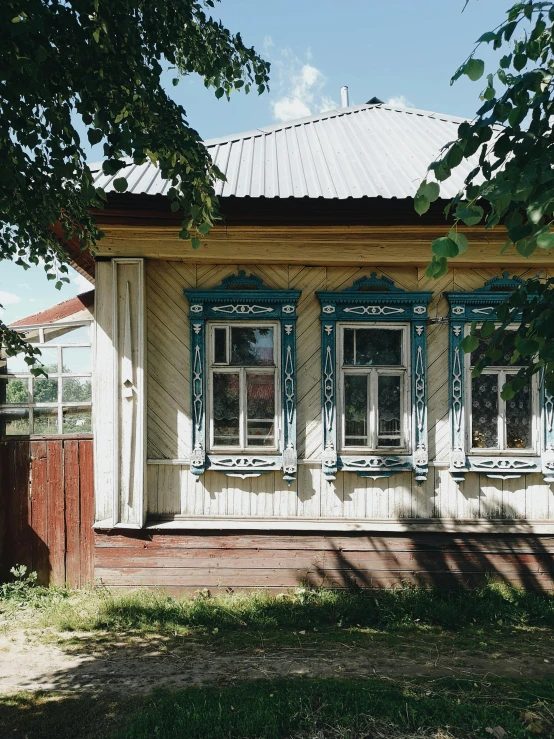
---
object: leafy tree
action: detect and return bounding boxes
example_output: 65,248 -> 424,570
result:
416,1 -> 554,398
1,0 -> 270,370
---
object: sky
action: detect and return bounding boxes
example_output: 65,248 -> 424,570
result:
0,0 -> 511,324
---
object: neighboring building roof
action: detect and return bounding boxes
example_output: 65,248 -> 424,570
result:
92,102 -> 473,201
10,290 -> 94,328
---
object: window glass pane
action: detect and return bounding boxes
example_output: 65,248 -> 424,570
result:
344,374 -> 367,446
34,377 -> 58,403
62,377 -> 92,403
44,324 -> 90,345
344,328 -> 402,366
343,329 -> 354,365
214,328 -> 228,364
471,332 -> 525,368
63,407 -> 92,434
1,409 -> 30,436
34,348 -> 59,373
34,408 -> 59,435
506,379 -> 532,449
378,375 -> 402,447
213,373 -> 240,446
62,347 -> 91,373
1,378 -> 29,404
230,327 -> 274,366
5,353 -> 31,374
247,372 -> 275,447
471,374 -> 499,448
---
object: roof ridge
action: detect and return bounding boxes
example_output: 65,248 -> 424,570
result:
202,103 -> 469,147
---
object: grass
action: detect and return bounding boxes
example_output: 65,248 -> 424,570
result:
0,678 -> 553,739
4,577 -> 554,637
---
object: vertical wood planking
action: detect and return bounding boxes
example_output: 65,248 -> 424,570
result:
79,440 -> 95,587
64,441 -> 81,588
13,441 -> 31,573
30,441 -> 49,585
47,441 -> 65,585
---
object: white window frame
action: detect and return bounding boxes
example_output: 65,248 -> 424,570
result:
0,320 -> 93,437
337,323 -> 411,454
207,321 -> 281,454
464,325 -> 540,456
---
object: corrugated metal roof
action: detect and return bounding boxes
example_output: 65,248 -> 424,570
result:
92,102 -> 474,200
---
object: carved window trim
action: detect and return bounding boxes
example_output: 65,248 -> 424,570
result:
317,273 -> 432,482
446,272 -> 552,483
184,271 -> 301,483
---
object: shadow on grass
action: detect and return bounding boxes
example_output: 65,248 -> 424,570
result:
1,678 -> 553,739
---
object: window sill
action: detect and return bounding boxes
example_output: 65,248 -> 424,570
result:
0,433 -> 93,441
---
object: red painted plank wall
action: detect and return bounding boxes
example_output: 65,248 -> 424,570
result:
94,530 -> 554,592
0,439 -> 94,587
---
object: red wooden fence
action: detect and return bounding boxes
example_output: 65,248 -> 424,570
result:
0,438 -> 94,587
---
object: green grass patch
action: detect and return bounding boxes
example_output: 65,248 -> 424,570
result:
1,678 -> 552,739
18,580 -> 554,637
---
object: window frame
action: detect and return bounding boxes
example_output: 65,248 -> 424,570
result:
207,320 -> 281,453
317,274 -> 432,482
446,273 -> 548,482
0,320 -> 93,438
338,323 -> 410,453
184,271 -> 301,483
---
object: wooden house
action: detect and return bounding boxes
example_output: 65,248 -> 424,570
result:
3,101 -> 554,590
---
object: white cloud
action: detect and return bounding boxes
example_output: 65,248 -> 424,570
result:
0,290 -> 21,307
268,48 -> 337,123
73,273 -> 93,293
386,95 -> 414,109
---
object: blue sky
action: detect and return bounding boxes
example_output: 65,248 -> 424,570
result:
1,0 -> 509,324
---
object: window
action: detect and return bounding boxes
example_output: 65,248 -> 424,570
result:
184,271 -> 301,482
340,326 -> 408,451
0,322 -> 92,437
209,323 -> 278,451
468,336 -> 536,454
317,274 -> 432,482
446,273 -> 547,482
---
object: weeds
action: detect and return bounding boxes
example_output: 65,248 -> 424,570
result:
0,565 -> 69,609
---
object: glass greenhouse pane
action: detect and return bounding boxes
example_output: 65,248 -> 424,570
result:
1,408 -> 30,436
33,377 -> 58,403
62,407 -> 92,434
34,408 -> 59,435
62,377 -> 92,403
62,347 -> 91,374
0,378 -> 29,404
44,324 -> 90,345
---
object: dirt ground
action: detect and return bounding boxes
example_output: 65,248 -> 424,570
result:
1,628 -> 553,694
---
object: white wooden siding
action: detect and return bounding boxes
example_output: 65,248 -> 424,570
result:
144,262 -> 554,522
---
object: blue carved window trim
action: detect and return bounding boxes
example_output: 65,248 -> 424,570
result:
446,272 -> 553,483
184,271 -> 301,483
316,274 -> 432,482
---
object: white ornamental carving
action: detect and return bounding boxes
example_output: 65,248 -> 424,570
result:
282,305 -> 295,314
284,324 -> 293,335
451,306 -> 464,315
413,446 -> 428,468
190,304 -> 203,313
453,326 -> 462,336
452,347 -> 463,434
324,325 -> 333,335
213,457 -> 275,469
343,457 -> 406,469
343,305 -> 405,316
450,450 -> 466,469
415,325 -> 424,336
193,323 -> 202,335
471,458 -> 537,471
322,305 -> 335,314
284,346 -> 294,424
415,345 -> 425,433
324,345 -> 334,435
472,307 -> 495,316
192,345 -> 203,432
212,304 -> 273,315
413,306 -> 426,315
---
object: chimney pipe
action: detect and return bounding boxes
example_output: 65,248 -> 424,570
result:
340,86 -> 349,108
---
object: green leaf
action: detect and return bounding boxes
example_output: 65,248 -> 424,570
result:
87,128 -> 103,146
513,53 -> 527,71
537,232 -> 554,250
432,236 -> 459,258
417,181 -> 440,202
464,58 -> 485,81
113,177 -> 128,193
480,321 -> 495,338
191,237 -> 201,250
500,384 -> 516,401
448,229 -> 469,255
515,336 -> 540,356
455,205 -> 484,226
476,31 -> 497,43
215,87 -> 225,99
460,335 -> 479,354
414,193 -> 430,215
197,222 -> 211,235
